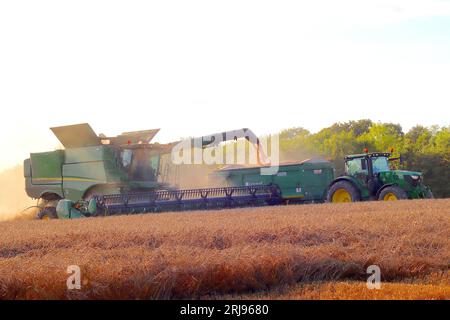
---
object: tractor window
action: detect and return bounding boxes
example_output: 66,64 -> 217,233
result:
346,158 -> 368,176
372,156 -> 390,173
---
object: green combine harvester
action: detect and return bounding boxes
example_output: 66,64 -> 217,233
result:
24,124 -> 433,219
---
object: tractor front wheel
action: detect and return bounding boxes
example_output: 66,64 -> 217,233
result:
37,207 -> 58,220
327,181 -> 361,203
378,186 -> 408,201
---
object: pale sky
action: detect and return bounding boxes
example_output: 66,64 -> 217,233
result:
1,0 -> 449,170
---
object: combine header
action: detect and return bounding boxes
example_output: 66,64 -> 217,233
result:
24,124 -> 433,219
91,185 -> 282,216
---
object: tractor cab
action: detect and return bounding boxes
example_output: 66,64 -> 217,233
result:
344,152 -> 392,177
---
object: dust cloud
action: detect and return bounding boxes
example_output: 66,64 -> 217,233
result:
159,152 -> 221,189
0,165 -> 36,221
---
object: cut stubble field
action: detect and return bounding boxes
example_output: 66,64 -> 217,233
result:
0,199 -> 449,300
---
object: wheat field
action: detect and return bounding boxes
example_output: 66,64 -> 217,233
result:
0,199 -> 448,300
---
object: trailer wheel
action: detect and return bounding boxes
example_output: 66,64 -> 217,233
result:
378,186 -> 407,201
37,207 -> 58,220
327,181 -> 361,203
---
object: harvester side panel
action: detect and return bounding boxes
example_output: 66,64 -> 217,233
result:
62,162 -> 110,201
24,151 -> 65,199
62,146 -> 124,201
30,150 -> 65,185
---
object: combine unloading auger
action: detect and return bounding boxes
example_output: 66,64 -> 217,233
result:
191,128 -> 269,165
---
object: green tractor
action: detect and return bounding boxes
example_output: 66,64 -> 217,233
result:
326,151 -> 433,203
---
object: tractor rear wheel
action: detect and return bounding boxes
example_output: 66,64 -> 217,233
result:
37,207 -> 58,220
378,186 -> 408,201
327,181 -> 361,203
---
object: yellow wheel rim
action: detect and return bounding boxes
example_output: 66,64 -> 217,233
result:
383,192 -> 398,201
41,214 -> 50,220
332,189 -> 352,203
